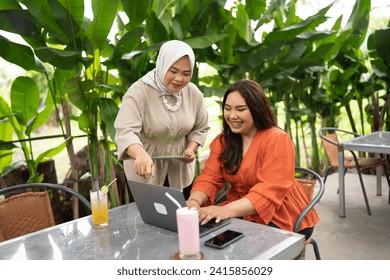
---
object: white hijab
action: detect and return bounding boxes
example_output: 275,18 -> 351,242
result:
141,40 -> 195,95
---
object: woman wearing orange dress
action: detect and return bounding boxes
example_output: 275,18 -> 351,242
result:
187,79 -> 319,239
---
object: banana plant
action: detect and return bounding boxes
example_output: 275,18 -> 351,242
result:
367,27 -> 390,132
0,76 -> 68,182
0,0 -> 234,203
0,0 -> 122,204
0,0 -> 383,187
231,1 -> 336,171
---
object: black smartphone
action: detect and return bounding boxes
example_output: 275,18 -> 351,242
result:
204,230 -> 244,249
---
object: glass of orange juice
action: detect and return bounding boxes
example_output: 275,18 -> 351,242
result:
90,189 -> 109,229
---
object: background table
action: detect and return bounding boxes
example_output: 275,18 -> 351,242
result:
0,203 -> 304,260
338,131 -> 390,217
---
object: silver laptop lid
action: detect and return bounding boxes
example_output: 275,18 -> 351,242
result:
127,180 -> 186,232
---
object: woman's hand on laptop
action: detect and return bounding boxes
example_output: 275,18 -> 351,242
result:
199,198 -> 256,225
198,205 -> 230,225
186,191 -> 208,209
186,191 -> 207,209
186,198 -> 201,209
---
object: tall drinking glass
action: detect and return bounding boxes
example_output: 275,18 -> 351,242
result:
176,207 -> 201,260
90,189 -> 109,229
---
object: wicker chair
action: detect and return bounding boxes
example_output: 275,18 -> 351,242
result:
214,166 -> 324,260
319,127 -> 390,215
0,183 -> 91,242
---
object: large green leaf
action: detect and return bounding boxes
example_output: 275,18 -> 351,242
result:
145,11 -> 168,44
263,3 -> 331,43
308,43 -> 336,60
245,0 -> 266,20
282,58 -> 326,73
99,98 -> 119,142
172,13 -> 188,40
0,96 -> 12,117
0,0 -> 21,9
0,10 -> 45,48
122,0 -> 154,29
52,69 -> 77,100
254,0 -> 284,30
0,96 -> 23,139
321,29 -> 351,64
57,0 -> 85,34
0,121 -> 14,173
343,0 -> 370,48
35,138 -> 70,165
85,0 -> 118,50
183,34 -> 230,49
294,30 -> 335,42
233,41 -> 285,74
219,23 -> 237,64
285,0 -> 298,27
10,76 -> 40,127
26,90 -> 55,136
367,30 -> 389,77
34,47 -> 80,70
234,4 -> 250,42
65,77 -> 88,111
47,0 -> 83,41
110,27 -> 144,62
21,0 -> 71,44
0,35 -> 40,71
77,111 -> 92,133
374,28 -> 390,65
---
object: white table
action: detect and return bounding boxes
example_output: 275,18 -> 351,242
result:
338,131 -> 390,217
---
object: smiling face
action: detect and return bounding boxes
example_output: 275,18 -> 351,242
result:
164,56 -> 192,93
223,91 -> 257,137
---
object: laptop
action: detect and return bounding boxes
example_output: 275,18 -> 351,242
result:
127,180 -> 231,237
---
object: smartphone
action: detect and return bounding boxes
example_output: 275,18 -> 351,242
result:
204,230 -> 244,249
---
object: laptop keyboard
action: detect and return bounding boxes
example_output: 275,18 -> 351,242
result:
199,219 -> 231,237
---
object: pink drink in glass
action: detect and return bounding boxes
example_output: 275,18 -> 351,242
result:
176,207 -> 201,259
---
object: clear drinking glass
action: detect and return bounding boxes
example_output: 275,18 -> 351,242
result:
90,189 -> 109,229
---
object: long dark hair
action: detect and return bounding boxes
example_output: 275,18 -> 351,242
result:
220,80 -> 277,174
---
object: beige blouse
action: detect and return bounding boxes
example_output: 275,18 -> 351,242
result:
115,80 -> 210,189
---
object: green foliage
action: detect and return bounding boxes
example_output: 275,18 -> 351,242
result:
0,77 -> 67,182
0,0 -> 388,180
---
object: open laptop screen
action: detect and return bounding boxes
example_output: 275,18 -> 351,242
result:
127,180 -> 230,237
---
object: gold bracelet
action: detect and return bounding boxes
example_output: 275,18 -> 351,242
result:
187,198 -> 201,205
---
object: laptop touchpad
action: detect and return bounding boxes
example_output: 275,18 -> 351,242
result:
154,203 -> 168,215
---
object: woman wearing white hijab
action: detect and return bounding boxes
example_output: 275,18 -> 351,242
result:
115,40 -> 210,198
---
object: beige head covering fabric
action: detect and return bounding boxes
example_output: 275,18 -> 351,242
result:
141,40 -> 195,94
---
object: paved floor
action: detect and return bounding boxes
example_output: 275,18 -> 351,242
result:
304,171 -> 390,260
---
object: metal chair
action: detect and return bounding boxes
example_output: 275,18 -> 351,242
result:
0,183 -> 91,242
318,127 -> 390,215
293,166 -> 324,260
213,166 -> 324,259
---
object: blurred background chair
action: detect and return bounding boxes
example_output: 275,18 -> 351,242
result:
214,166 -> 324,260
0,183 -> 91,242
318,127 -> 390,215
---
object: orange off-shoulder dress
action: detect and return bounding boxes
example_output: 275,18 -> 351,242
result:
192,127 -> 319,232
